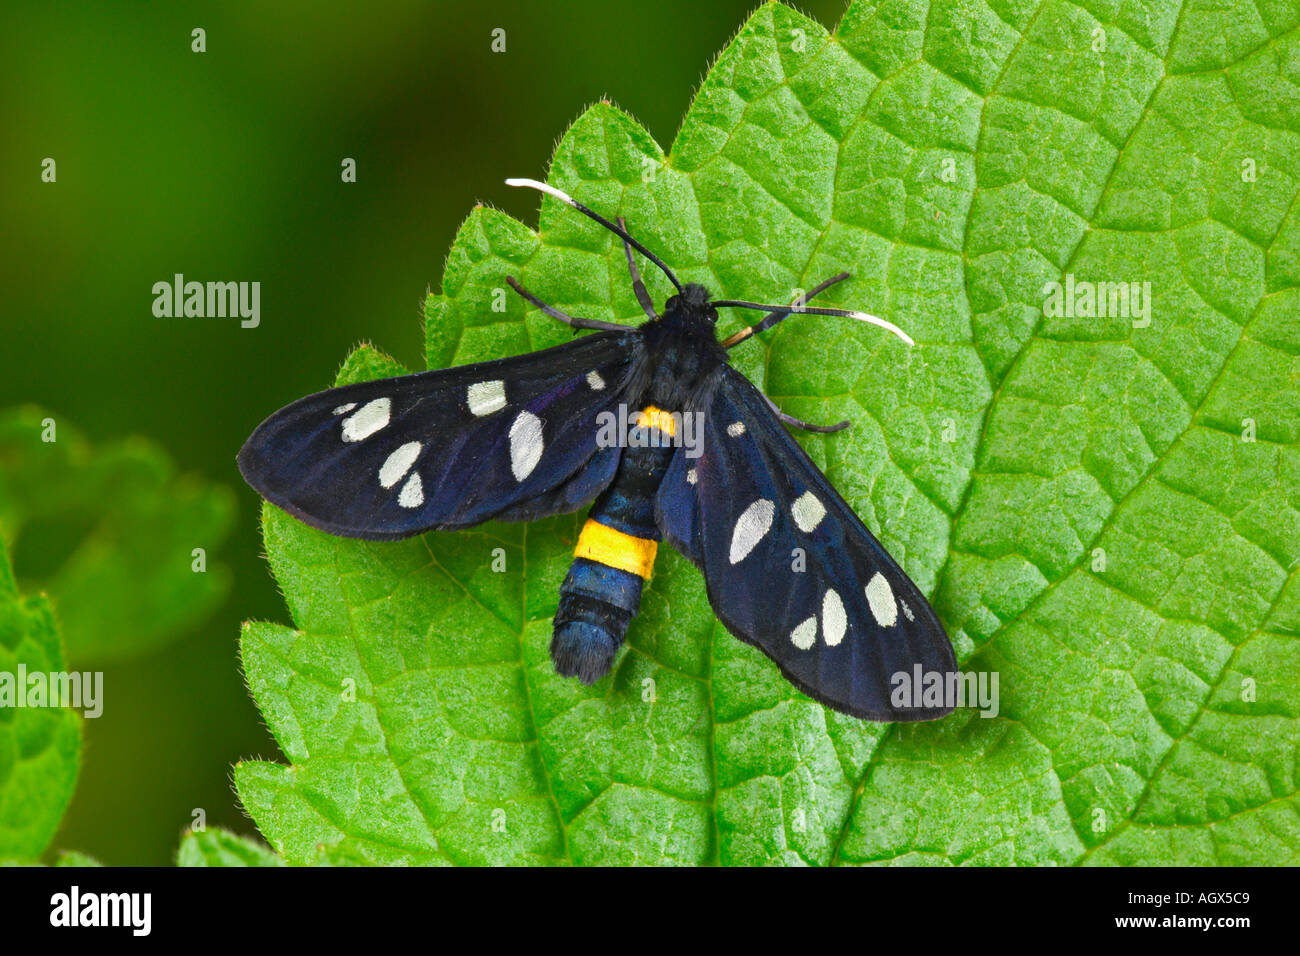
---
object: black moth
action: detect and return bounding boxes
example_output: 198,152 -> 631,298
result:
239,178 -> 957,721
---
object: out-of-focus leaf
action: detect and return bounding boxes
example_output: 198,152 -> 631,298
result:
0,538 -> 81,861
0,405 -> 235,661
54,849 -> 101,866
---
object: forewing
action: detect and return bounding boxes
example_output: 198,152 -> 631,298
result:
657,366 -> 957,720
239,330 -> 644,539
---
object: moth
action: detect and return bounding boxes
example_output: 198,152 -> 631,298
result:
239,178 -> 958,721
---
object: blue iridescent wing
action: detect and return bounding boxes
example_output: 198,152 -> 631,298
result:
656,365 -> 957,721
239,330 -> 645,540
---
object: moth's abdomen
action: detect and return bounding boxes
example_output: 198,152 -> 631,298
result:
550,408 -> 677,684
551,548 -> 649,684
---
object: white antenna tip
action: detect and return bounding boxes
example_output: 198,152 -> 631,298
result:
505,177 -> 576,207
848,311 -> 915,346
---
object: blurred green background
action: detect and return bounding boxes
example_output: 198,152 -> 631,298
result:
0,0 -> 846,864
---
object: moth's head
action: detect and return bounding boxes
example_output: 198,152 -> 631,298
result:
662,282 -> 718,329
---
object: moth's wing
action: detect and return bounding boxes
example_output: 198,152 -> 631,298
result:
656,366 -> 957,721
238,330 -> 645,540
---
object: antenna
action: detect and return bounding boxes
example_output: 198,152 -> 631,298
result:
506,178 -> 683,293
713,297 -> 914,347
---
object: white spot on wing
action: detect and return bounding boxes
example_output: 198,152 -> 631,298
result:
727,421 -> 745,437
822,589 -> 847,646
728,499 -> 774,564
341,398 -> 390,442
398,472 -> 424,509
586,370 -> 605,391
467,380 -> 506,417
865,573 -> 898,627
332,403 -> 356,416
791,491 -> 826,532
686,468 -> 697,485
790,616 -> 817,650
379,441 -> 422,489
509,411 -> 544,481
900,598 -> 915,622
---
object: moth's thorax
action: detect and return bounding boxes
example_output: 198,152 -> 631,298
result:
638,285 -> 727,410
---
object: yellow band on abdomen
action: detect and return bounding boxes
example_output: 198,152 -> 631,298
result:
574,519 -> 658,579
636,405 -> 678,437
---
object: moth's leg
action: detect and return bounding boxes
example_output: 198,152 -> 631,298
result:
617,216 -> 657,320
722,271 -> 852,347
761,392 -> 850,433
505,276 -> 627,332
756,275 -> 854,432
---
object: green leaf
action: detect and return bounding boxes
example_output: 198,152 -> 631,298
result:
54,849 -> 102,867
0,538 -> 81,862
176,827 -> 284,867
237,1 -> 1300,865
0,405 -> 235,662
